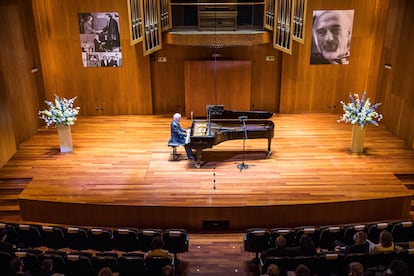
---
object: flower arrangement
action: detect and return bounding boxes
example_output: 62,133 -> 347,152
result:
338,92 -> 383,128
39,95 -> 80,128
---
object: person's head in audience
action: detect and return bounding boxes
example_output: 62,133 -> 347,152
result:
162,265 -> 173,276
348,262 -> 364,276
295,264 -> 310,276
40,258 -> 53,275
378,230 -> 393,248
9,256 -> 24,274
386,259 -> 408,276
151,235 -> 165,250
97,267 -> 113,276
299,234 -> 315,254
275,235 -> 287,249
353,231 -> 368,245
267,264 -> 280,276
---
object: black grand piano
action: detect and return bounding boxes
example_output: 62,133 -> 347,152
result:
187,105 -> 275,168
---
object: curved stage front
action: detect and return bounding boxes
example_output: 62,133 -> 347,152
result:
9,114 -> 413,231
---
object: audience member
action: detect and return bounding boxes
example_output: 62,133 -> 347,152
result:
146,236 -> 173,261
162,265 -> 173,276
290,234 -> 317,257
8,256 -> 30,275
385,259 -> 408,276
370,230 -> 402,253
261,235 -> 291,261
334,231 -> 369,254
39,258 -> 54,276
97,267 -> 113,276
294,264 -> 310,276
348,262 -> 364,276
262,264 -> 280,276
0,228 -> 14,253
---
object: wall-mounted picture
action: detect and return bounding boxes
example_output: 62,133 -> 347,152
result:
310,10 -> 354,65
78,12 -> 122,67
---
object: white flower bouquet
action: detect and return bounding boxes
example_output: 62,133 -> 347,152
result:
39,95 -> 80,128
338,92 -> 383,128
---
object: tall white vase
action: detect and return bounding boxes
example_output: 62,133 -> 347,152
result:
351,124 -> 366,153
57,125 -> 73,153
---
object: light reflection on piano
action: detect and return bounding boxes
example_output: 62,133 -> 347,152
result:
186,108 -> 275,168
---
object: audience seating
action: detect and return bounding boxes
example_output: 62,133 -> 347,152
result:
92,253 -> 119,275
398,248 -> 414,274
342,223 -> 368,245
138,228 -> 163,252
65,253 -> 93,276
66,227 -> 91,251
293,226 -> 320,248
89,228 -> 113,252
317,253 -> 345,276
390,220 -> 414,243
291,255 -> 319,275
17,224 -> 43,248
244,228 -> 271,262
0,251 -> 12,275
41,225 -> 67,249
318,225 -> 344,250
112,227 -> 140,252
260,256 -> 292,276
118,253 -> 147,276
269,228 -> 296,247
145,255 -> 173,276
366,222 -> 391,244
38,251 -> 66,274
14,250 -> 41,275
162,228 -> 189,262
0,222 -> 19,245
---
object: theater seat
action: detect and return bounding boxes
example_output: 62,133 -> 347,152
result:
118,253 -> 147,276
113,228 -> 140,252
65,227 -> 91,251
243,228 -> 271,263
162,229 -> 189,262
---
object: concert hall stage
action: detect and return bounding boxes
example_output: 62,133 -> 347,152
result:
3,114 -> 413,231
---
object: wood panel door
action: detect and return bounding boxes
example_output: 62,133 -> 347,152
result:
184,60 -> 251,117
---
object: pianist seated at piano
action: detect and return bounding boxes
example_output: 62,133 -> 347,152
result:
169,113 -> 194,160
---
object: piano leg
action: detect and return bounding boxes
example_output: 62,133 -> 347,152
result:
195,149 -> 202,168
267,137 -> 273,155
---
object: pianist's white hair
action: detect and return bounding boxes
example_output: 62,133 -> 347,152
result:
173,113 -> 181,121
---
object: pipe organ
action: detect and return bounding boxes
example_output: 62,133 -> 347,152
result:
127,0 -> 306,55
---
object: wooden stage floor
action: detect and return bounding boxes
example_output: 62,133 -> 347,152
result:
2,114 -> 413,231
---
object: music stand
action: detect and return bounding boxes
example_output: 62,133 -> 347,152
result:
237,116 -> 249,171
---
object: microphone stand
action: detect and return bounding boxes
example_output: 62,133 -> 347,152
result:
237,116 -> 249,171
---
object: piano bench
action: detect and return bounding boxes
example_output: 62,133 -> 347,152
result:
168,143 -> 180,161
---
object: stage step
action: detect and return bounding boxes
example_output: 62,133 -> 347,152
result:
0,178 -> 31,220
395,174 -> 414,217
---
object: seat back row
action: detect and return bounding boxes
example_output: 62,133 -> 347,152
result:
0,249 -> 173,276
244,220 -> 414,253
0,222 -> 189,254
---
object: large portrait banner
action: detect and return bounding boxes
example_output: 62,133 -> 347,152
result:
78,12 -> 122,67
310,10 -> 354,65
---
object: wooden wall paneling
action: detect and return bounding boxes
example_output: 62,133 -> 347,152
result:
32,0 -> 153,115
184,60 -> 251,117
382,0 -> 414,149
0,70 -> 16,168
280,0 -> 388,114
0,1 -> 41,144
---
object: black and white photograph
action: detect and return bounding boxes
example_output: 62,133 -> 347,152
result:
78,12 -> 122,67
310,10 -> 354,65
